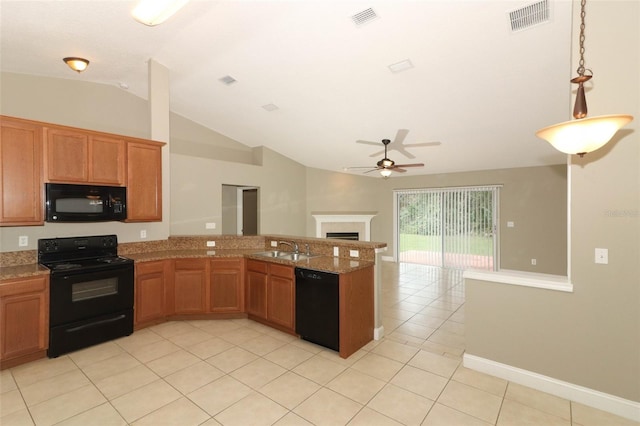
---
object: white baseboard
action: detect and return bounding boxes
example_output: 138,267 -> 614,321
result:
463,354 -> 640,423
374,326 -> 384,340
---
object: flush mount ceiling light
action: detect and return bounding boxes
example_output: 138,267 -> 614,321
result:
535,0 -> 633,157
63,57 -> 89,73
132,0 -> 189,26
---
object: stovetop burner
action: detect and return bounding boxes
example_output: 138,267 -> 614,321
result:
38,235 -> 133,274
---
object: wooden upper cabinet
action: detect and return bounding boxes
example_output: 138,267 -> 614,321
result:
88,135 -> 125,185
45,127 -> 125,185
0,117 -> 44,226
126,141 -> 163,222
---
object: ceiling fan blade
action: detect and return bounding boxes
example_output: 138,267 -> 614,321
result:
403,141 -> 441,147
368,149 -> 385,157
363,168 -> 381,174
393,163 -> 424,168
392,147 -> 416,159
393,168 -> 408,173
393,129 -> 409,145
345,166 -> 376,170
356,139 -> 380,147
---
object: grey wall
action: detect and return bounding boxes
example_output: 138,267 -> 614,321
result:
306,164 -> 567,275
466,0 -> 639,403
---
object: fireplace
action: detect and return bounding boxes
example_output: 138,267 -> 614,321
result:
326,232 -> 359,241
312,213 -> 376,241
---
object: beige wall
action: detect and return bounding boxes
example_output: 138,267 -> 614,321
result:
306,164 -> 567,275
466,0 -> 639,402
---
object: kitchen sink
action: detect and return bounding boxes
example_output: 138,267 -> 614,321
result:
253,251 -> 321,261
253,250 -> 287,257
277,253 -> 320,261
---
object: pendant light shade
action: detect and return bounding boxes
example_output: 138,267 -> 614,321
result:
132,0 -> 189,26
535,0 -> 633,157
380,169 -> 392,178
536,114 -> 633,156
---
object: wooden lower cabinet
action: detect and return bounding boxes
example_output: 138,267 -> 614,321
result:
173,259 -> 208,315
210,258 -> 245,313
0,275 -> 49,369
246,260 -> 295,333
267,264 -> 294,331
134,260 -> 168,327
246,260 -> 268,319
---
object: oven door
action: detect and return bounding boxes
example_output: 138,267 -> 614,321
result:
49,264 -> 134,327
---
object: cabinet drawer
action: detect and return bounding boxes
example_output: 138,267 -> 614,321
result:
0,275 -> 48,297
135,260 -> 166,275
247,259 -> 268,274
270,264 -> 293,279
174,258 -> 207,270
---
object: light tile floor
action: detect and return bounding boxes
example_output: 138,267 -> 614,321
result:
1,262 -> 638,426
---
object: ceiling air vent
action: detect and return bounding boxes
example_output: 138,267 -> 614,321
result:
219,75 -> 237,85
351,8 -> 378,26
508,0 -> 550,32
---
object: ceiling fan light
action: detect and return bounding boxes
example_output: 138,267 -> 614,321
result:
380,169 -> 392,178
536,114 -> 633,156
63,57 -> 89,73
132,0 -> 189,26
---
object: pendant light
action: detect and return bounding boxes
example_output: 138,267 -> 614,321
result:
535,0 -> 633,157
132,0 -> 189,26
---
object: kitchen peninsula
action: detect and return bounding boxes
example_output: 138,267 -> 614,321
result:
0,234 -> 386,368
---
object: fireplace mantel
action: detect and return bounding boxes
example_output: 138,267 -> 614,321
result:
312,213 -> 376,241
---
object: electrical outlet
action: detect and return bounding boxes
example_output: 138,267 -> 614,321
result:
531,258 -> 537,266
205,222 -> 216,229
140,230 -> 147,239
18,236 -> 28,247
333,247 -> 339,256
349,249 -> 359,258
271,241 -> 278,247
507,221 -> 515,228
206,241 -> 216,247
595,248 -> 608,264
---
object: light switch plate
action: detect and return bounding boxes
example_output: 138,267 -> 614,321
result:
507,221 -> 515,228
206,241 -> 215,247
349,249 -> 359,258
18,236 -> 28,247
271,241 -> 278,247
595,248 -> 608,264
333,247 -> 339,256
206,222 -> 216,229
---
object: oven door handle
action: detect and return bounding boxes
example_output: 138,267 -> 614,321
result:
66,314 -> 126,333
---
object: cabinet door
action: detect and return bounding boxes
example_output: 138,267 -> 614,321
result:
246,261 -> 268,319
173,259 -> 208,314
0,275 -> 49,361
45,128 -> 89,182
135,261 -> 167,326
267,266 -> 294,330
0,117 -> 43,226
126,141 -> 162,222
210,258 -> 244,313
89,135 -> 125,185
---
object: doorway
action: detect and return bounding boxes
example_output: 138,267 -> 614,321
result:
394,186 -> 500,270
221,185 -> 259,235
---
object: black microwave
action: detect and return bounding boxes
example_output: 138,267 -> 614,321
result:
45,183 -> 127,222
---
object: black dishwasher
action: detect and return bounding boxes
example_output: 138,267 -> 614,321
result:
295,268 -> 339,351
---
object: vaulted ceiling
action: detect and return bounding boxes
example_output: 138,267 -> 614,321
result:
0,0 -> 573,176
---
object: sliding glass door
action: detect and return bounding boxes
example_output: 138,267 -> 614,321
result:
395,186 -> 499,270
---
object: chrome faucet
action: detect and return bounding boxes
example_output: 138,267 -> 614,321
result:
278,241 -> 299,253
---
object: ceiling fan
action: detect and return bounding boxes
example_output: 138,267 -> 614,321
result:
356,128 -> 440,159
347,138 -> 424,178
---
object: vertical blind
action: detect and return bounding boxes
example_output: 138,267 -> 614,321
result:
395,185 -> 500,270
